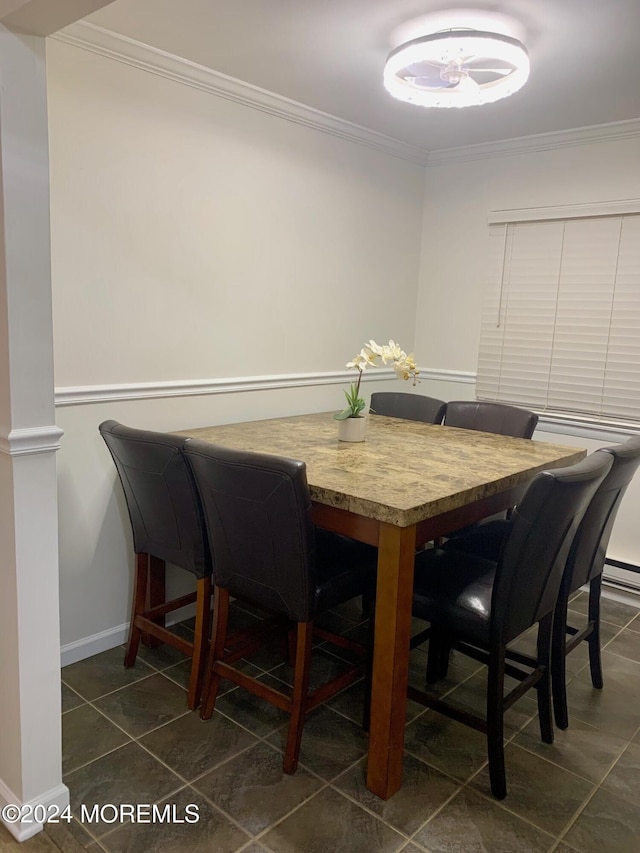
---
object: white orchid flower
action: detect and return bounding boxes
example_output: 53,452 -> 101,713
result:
339,338 -> 419,419
346,348 -> 376,371
387,340 -> 406,361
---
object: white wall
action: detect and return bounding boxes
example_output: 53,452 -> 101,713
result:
48,40 -> 423,386
46,39 -> 426,656
415,135 -> 640,571
48,36 -> 640,659
416,138 -> 640,371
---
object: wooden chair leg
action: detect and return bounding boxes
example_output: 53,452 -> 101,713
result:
487,645 -> 507,800
588,575 -> 604,689
426,628 -> 449,684
200,586 -> 230,721
361,586 -> 372,619
285,625 -> 297,667
283,621 -> 313,775
124,553 -> 148,667
426,629 -> 441,684
187,575 -> 212,710
537,613 -> 554,743
142,554 -> 166,647
552,591 -> 570,730
438,634 -> 452,680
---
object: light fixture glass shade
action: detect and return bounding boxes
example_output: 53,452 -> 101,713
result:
384,29 -> 530,108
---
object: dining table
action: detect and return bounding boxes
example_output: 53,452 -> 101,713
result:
178,411 -> 586,799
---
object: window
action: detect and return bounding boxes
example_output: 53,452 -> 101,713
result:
477,201 -> 640,427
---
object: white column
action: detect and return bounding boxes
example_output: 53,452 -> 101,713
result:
0,26 -> 67,841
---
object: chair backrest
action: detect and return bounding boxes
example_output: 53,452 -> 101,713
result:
444,401 -> 538,439
566,435 -> 640,593
492,451 -> 613,644
369,392 -> 446,424
183,439 -> 316,622
98,420 -> 211,578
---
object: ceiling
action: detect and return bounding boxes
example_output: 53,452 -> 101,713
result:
83,0 -> 640,153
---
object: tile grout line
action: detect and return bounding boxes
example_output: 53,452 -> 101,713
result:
554,720 -> 640,847
64,680 -> 261,845
248,752 -> 391,848
62,684 -> 195,776
195,768 -> 333,848
59,601 -> 640,852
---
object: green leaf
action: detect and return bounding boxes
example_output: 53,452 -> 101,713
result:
333,408 -> 352,420
334,380 -> 366,419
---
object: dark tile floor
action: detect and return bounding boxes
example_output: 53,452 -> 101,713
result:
5,590 -> 640,853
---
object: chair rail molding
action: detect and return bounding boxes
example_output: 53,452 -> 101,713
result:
418,368 -> 476,384
53,368 -> 637,441
0,425 -> 64,456
50,22 -> 429,166
535,414 -> 640,443
54,368 -> 401,406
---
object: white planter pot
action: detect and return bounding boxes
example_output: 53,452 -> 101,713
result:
337,416 -> 367,443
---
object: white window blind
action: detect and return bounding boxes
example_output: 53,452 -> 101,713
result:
477,210 -> 640,426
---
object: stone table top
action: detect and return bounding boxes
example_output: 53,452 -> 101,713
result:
178,412 -> 586,528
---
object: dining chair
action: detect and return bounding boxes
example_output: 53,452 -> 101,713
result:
407,451 -> 613,799
552,435 -> 640,729
438,400 -> 539,547
365,391 -> 446,614
183,439 -> 377,774
436,435 -> 640,730
443,400 -> 538,438
369,391 -> 446,424
99,420 -> 212,710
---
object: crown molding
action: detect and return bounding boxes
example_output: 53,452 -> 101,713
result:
50,22 -> 430,166
49,23 -> 640,170
0,426 -> 65,456
426,118 -> 640,166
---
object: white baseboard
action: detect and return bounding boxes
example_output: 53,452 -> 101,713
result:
60,605 -> 197,667
0,779 -> 69,842
60,623 -> 128,667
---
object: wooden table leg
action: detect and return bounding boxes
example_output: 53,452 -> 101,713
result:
366,522 -> 416,799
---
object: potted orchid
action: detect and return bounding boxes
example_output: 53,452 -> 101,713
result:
334,339 -> 419,441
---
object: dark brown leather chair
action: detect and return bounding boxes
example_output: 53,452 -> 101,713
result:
440,401 -> 538,544
365,392 -> 446,619
552,435 -> 640,728
408,451 -> 613,799
99,421 -> 212,710
369,392 -> 446,424
444,400 -> 538,438
437,435 -> 640,731
183,439 -> 377,774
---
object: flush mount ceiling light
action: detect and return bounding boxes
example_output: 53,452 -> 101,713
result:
384,28 -> 530,108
